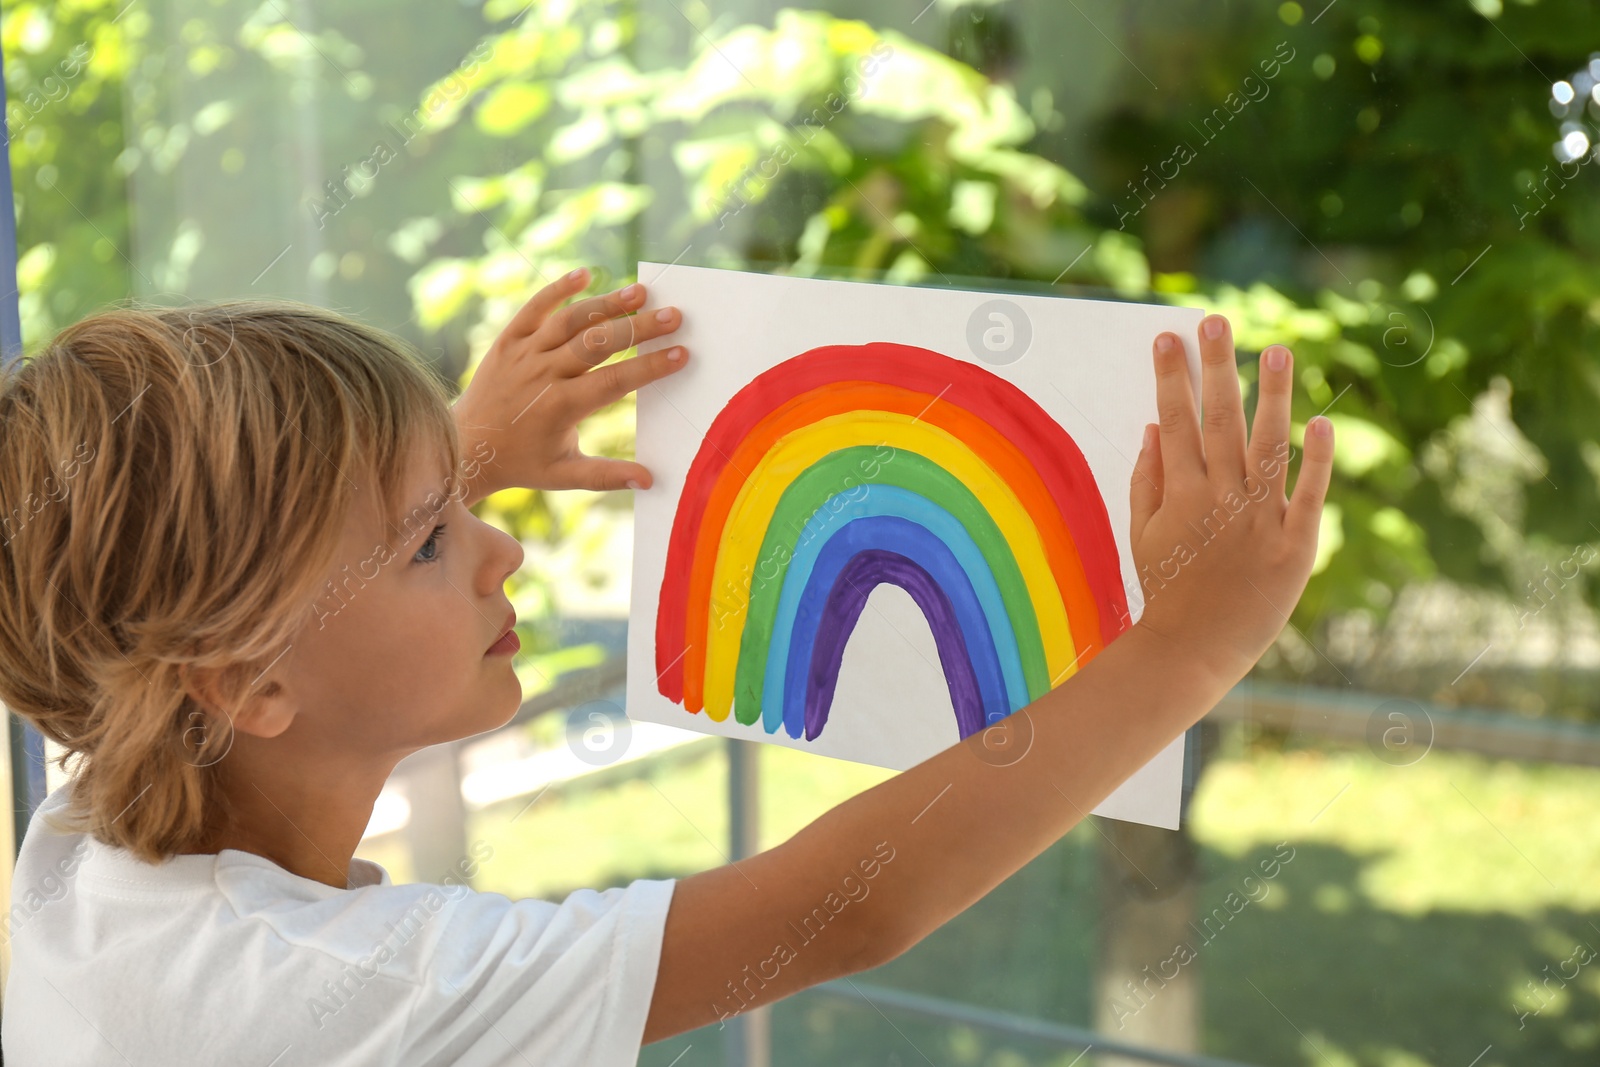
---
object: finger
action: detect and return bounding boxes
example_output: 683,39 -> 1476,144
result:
533,281 -> 648,357
1129,422 -> 1163,543
1284,415 -> 1334,552
1246,344 -> 1295,502
540,453 -> 654,493
558,305 -> 682,374
1152,331 -> 1205,484
567,345 -> 689,412
1198,315 -> 1247,487
501,267 -> 591,341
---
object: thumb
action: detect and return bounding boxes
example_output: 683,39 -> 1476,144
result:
1129,422 -> 1163,542
542,455 -> 653,493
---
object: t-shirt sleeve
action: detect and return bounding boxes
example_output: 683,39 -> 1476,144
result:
393,877 -> 677,1067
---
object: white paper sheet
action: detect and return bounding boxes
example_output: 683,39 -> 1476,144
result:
626,262 -> 1204,830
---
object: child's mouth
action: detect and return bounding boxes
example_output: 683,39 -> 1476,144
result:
486,629 -> 520,656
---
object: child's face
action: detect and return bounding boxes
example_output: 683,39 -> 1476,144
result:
280,439 -> 526,756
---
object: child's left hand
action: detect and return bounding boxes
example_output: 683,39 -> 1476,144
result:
450,267 -> 688,503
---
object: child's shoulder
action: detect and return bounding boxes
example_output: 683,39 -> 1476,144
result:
4,781 -> 678,1066
14,781 -> 469,971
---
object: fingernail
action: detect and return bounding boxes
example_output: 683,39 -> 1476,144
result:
1156,333 -> 1177,354
621,283 -> 642,301
1265,345 -> 1288,371
1311,415 -> 1332,437
655,308 -> 674,323
1142,423 -> 1156,450
568,267 -> 586,281
666,346 -> 684,362
1202,316 -> 1225,340
626,479 -> 643,490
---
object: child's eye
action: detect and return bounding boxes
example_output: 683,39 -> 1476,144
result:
414,523 -> 447,565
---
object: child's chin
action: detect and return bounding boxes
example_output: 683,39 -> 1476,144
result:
434,682 -> 522,746
486,676 -> 523,729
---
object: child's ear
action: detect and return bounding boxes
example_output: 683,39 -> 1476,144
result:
179,663 -> 297,740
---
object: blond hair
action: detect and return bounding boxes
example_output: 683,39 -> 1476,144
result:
0,299 -> 462,863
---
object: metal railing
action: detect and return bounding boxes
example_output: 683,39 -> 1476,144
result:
809,980 -> 1262,1067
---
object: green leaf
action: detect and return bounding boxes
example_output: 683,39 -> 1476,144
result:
1311,502 -> 1344,576
948,180 -> 996,235
476,82 -> 551,136
546,108 -> 611,163
1324,414 -> 1410,477
411,259 -> 477,332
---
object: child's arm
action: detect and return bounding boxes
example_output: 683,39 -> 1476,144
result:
643,317 -> 1333,1041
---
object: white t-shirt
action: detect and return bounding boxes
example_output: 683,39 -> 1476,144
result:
1,780 -> 677,1066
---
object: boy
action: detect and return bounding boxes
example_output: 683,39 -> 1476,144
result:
0,267 -> 1330,1064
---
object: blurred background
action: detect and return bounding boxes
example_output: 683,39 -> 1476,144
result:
2,0 -> 1598,1064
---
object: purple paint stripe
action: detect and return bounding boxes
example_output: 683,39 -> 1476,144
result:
805,549 -> 986,740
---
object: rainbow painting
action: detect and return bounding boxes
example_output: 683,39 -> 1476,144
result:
628,263 -> 1199,829
654,341 -> 1129,744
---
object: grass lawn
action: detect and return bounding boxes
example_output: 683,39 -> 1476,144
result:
367,732 -> 1600,1066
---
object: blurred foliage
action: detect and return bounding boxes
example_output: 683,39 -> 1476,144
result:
0,0 -> 607,694
3,0 -> 144,340
1089,0 -> 1600,645
7,0 -> 1600,708
407,0 -> 1600,692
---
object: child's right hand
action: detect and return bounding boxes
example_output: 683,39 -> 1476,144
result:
1127,313 -> 1334,689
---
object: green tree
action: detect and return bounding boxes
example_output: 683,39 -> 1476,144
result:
407,0 -> 1600,714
